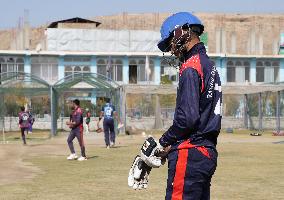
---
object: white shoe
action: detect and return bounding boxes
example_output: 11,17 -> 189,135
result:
110,142 -> 115,147
78,156 -> 87,161
106,145 -> 110,149
67,153 -> 78,160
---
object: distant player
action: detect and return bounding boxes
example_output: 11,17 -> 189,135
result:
66,99 -> 87,161
100,98 -> 120,148
27,108 -> 35,134
128,12 -> 222,199
18,106 -> 30,145
85,108 -> 91,134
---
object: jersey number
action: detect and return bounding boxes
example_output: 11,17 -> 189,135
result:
22,115 -> 29,121
105,109 -> 112,116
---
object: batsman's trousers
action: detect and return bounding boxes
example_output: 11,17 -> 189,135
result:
165,140 -> 217,200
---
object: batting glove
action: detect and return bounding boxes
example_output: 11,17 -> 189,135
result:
140,136 -> 166,168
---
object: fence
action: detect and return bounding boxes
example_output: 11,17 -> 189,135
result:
125,89 -> 284,131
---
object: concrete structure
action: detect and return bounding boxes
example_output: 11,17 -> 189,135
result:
1,16 -> 284,134
1,50 -> 284,85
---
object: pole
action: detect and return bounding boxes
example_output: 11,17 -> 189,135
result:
244,94 -> 248,129
258,92 -> 262,131
2,127 -> 5,144
276,91 -> 280,133
50,87 -> 57,136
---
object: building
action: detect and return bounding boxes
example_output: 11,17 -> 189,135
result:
1,16 -> 284,86
1,16 -> 284,134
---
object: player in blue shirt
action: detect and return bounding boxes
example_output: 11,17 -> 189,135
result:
100,98 -> 120,148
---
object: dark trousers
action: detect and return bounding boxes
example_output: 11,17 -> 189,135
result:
67,127 -> 86,157
20,128 -> 27,144
103,118 -> 115,146
165,147 -> 217,200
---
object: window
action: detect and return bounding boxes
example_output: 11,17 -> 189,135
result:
16,58 -> 24,63
97,59 -> 107,77
256,60 -> 279,83
113,59 -> 123,82
272,61 -> 280,82
227,61 -> 235,82
160,59 -> 179,83
148,60 -> 155,82
264,61 -> 273,83
138,59 -> 146,82
256,67 -> 265,82
129,59 -> 138,84
64,56 -> 91,62
83,66 -> 90,72
64,65 -> 91,80
108,59 -> 123,81
256,61 -> 264,82
226,60 -> 251,83
227,67 -> 236,82
244,61 -> 250,82
31,56 -> 58,83
74,66 -> 81,73
234,61 -> 245,83
64,66 -> 73,78
0,56 -> 25,79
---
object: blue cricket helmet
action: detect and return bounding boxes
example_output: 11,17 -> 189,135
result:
157,12 -> 204,52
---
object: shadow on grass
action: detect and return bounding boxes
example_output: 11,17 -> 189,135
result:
110,146 -> 127,149
87,155 -> 99,159
98,145 -> 127,149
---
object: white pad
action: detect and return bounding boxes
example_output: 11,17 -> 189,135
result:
128,155 -> 151,190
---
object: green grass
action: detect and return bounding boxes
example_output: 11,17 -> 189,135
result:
0,132 -> 284,199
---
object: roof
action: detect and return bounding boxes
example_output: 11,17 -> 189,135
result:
47,17 -> 101,28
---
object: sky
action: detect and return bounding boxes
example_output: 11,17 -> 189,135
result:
0,0 -> 283,29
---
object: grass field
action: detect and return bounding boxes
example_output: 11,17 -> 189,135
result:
0,130 -> 284,200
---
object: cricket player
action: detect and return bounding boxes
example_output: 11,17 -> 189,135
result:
85,108 -> 91,134
27,108 -> 35,134
18,106 -> 30,145
128,12 -> 222,200
66,99 -> 87,161
100,98 -> 120,148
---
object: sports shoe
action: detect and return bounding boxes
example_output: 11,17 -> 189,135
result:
78,156 -> 87,161
67,153 -> 78,160
106,145 -> 110,149
110,142 -> 115,147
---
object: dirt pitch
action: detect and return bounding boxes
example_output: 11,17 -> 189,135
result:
0,130 -> 284,200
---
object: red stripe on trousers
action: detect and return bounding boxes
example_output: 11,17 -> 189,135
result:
178,140 -> 210,159
172,148 -> 189,200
